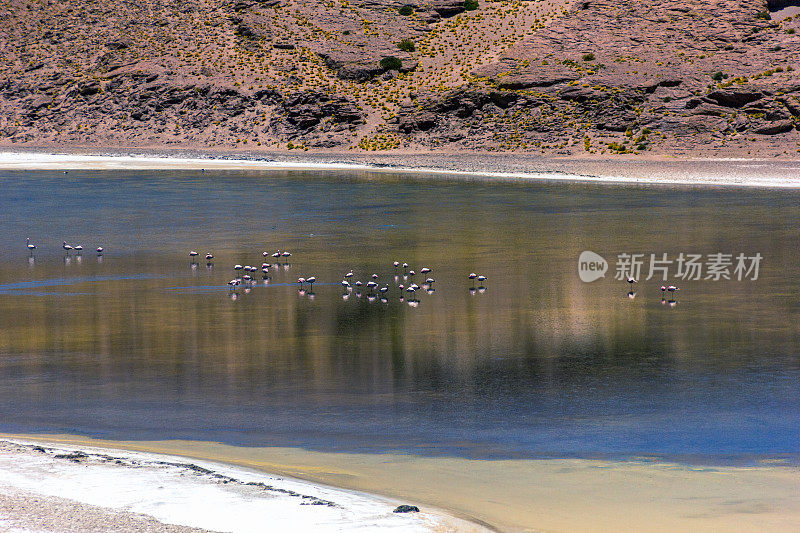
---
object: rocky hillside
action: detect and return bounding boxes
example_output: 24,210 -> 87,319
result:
1,0 -> 799,156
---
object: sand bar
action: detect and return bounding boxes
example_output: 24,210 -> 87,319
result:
2,434 -> 799,532
2,151 -> 800,188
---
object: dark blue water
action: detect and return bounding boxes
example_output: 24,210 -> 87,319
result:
0,170 -> 798,465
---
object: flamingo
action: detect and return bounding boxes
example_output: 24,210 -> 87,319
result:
345,270 -> 354,279
234,264 -> 243,278
477,275 -> 486,285
366,280 -> 378,293
408,270 -> 416,280
297,277 -> 306,288
468,273 -> 477,286
62,241 -> 73,254
205,253 -> 214,261
355,280 -> 363,288
626,276 -> 637,286
282,251 -> 292,259
393,261 -> 400,272
420,267 -> 431,275
96,246 -> 104,254
26,238 -> 36,254
306,276 -> 316,291
402,262 -> 409,273
406,285 -> 417,301
379,285 -> 388,296
342,280 -> 351,290
74,245 -> 83,254
667,285 -> 680,299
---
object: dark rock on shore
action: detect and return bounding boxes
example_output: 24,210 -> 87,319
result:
393,505 -> 420,513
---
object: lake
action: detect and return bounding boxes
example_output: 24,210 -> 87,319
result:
0,169 -> 798,464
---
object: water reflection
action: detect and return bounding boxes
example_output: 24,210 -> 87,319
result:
0,170 -> 799,463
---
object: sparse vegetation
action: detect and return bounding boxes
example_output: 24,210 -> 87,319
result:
398,5 -> 413,16
464,0 -> 479,11
380,56 -> 403,71
398,39 -> 415,53
582,53 -> 595,61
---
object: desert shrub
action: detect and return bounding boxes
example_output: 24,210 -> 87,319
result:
788,28 -> 796,34
343,30 -> 351,35
464,0 -> 479,11
757,11 -> 770,20
380,56 -> 403,71
582,53 -> 595,61
711,71 -> 724,81
398,39 -> 415,52
398,5 -> 414,15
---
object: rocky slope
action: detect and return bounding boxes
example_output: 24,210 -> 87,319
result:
1,0 -> 799,156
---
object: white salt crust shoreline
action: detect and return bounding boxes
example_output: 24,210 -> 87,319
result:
2,151 -> 800,188
0,438 -> 483,533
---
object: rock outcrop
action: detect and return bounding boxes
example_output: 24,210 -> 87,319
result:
1,0 -> 799,156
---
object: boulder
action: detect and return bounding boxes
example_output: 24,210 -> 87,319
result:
393,505 -> 420,513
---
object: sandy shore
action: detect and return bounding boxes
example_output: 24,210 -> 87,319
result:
2,150 -> 800,188
0,437 -> 483,533
2,434 -> 799,533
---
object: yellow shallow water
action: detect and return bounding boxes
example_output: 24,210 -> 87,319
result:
4,433 -> 799,533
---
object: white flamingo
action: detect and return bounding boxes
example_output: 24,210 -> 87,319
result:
26,238 -> 36,254
62,241 -> 73,254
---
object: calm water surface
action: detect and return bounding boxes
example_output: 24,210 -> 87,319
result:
0,170 -> 798,464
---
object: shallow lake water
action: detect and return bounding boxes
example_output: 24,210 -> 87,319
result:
0,170 -> 798,464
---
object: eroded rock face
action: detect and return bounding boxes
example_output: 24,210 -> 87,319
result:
0,0 -> 798,154
392,0 -> 800,153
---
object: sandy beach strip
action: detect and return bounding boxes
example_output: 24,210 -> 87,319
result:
2,150 -> 800,188
0,438 -> 484,533
2,434 -> 799,533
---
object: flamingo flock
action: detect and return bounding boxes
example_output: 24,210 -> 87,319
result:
217,246 -> 490,306
24,238 -> 105,260
625,277 -> 681,306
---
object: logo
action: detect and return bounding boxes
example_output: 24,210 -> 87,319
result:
578,250 -> 608,282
